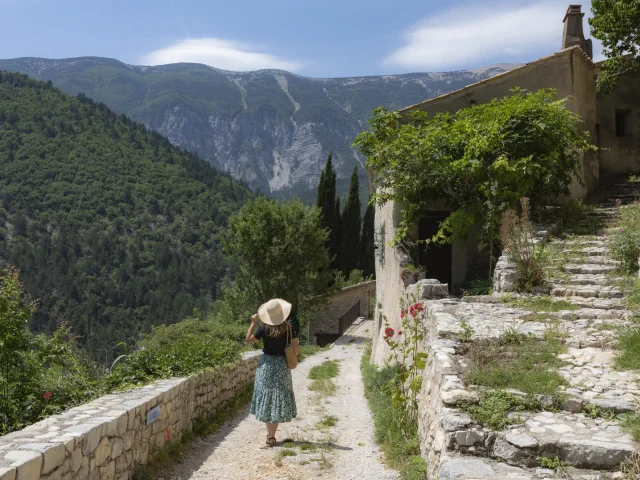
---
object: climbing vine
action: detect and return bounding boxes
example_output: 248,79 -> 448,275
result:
353,88 -> 595,251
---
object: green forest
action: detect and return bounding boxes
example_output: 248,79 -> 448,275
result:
0,71 -> 253,357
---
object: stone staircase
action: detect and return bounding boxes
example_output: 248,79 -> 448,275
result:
417,177 -> 640,479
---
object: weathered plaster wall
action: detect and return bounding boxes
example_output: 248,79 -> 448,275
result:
597,69 -> 640,178
0,352 -> 261,480
372,199 -> 406,366
308,281 -> 376,345
403,46 -> 598,198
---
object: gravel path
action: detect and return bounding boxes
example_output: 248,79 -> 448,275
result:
166,320 -> 399,480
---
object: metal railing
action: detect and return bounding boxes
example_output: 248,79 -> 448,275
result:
338,301 -> 360,335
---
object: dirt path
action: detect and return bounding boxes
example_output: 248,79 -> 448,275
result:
166,320 -> 399,480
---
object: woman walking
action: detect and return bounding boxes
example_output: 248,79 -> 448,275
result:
246,298 -> 300,447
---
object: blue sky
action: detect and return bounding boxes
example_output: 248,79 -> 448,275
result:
0,0 -> 604,77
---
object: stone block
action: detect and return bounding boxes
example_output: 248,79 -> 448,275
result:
110,438 -> 123,460
454,430 -> 484,446
100,460 -> 115,480
71,449 -> 82,473
41,467 -> 62,480
0,468 -> 16,480
93,437 -> 111,467
5,450 -> 42,480
505,432 -> 538,448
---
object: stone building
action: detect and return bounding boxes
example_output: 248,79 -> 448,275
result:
371,5 -> 640,365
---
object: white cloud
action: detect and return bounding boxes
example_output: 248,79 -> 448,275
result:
140,38 -> 302,72
385,1 -> 605,70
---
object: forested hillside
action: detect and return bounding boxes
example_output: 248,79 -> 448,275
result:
0,71 -> 253,357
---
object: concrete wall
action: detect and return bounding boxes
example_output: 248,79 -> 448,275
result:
308,281 -> 376,345
0,351 -> 261,480
596,68 -> 640,178
403,46 -> 599,198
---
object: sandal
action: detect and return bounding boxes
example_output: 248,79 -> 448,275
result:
266,436 -> 276,447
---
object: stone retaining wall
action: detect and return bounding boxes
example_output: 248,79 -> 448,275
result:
308,281 -> 375,345
0,351 -> 261,480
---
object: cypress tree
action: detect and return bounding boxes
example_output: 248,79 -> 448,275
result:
333,197 -> 342,270
315,154 -> 338,259
340,167 -> 361,275
360,200 -> 375,278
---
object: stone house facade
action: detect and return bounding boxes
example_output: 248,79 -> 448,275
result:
371,5 -> 640,365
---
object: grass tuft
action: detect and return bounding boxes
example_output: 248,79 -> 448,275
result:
462,390 -> 541,430
308,360 -> 339,380
503,295 -> 579,312
315,415 -> 339,430
616,314 -> 640,371
464,332 -> 567,396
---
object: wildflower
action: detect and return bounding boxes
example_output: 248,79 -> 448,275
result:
616,198 -> 621,204
400,310 -> 405,319
398,331 -> 403,336
165,428 -> 171,440
384,327 -> 395,338
43,391 -> 52,401
409,302 -> 424,317
634,201 -> 638,205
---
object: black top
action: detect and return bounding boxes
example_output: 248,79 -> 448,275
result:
254,318 -> 299,357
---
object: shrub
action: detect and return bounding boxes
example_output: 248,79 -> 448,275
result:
609,201 -> 640,273
500,198 -> 547,291
354,88 -> 595,247
104,336 -> 240,389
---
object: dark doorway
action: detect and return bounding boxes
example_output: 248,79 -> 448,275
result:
418,212 -> 452,288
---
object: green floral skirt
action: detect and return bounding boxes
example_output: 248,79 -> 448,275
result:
250,355 -> 297,423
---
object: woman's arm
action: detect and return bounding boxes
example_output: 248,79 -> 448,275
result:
245,314 -> 260,344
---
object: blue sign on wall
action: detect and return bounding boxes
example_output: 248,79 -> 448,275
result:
146,405 -> 161,426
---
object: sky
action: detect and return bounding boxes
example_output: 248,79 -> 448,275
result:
0,0 -> 605,78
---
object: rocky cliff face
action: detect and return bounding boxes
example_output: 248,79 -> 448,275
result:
0,57 -> 516,196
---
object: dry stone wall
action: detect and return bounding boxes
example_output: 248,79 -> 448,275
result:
308,281 -> 375,344
0,351 -> 261,480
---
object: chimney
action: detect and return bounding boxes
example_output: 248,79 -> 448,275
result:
562,5 -> 593,58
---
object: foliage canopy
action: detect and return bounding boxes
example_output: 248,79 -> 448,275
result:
222,197 -> 332,313
589,0 -> 640,91
353,88 -> 595,246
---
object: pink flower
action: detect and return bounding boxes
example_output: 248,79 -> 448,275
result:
409,302 -> 424,317
616,198 -> 621,204
165,428 -> 171,440
400,310 -> 405,319
398,331 -> 403,336
384,327 -> 395,338
43,392 -> 52,401
634,201 -> 638,205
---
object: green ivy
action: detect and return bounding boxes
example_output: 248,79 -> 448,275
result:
353,88 -> 595,248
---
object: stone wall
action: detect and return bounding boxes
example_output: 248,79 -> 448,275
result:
308,281 -> 375,345
0,351 -> 261,480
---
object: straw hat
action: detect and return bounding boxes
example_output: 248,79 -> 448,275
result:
258,298 -> 292,326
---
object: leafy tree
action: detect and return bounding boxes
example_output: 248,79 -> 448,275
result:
222,197 -> 332,312
353,88 -> 595,252
340,167 -> 362,274
590,0 -> 640,91
360,200 -> 376,278
316,154 -> 339,261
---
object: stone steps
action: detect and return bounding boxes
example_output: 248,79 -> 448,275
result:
548,273 -> 621,286
439,454 -> 621,479
563,264 -> 618,274
548,296 -> 626,310
550,285 -> 623,299
489,411 -> 636,470
447,409 -> 636,471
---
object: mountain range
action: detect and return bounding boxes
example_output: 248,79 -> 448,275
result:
0,57 -> 517,199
